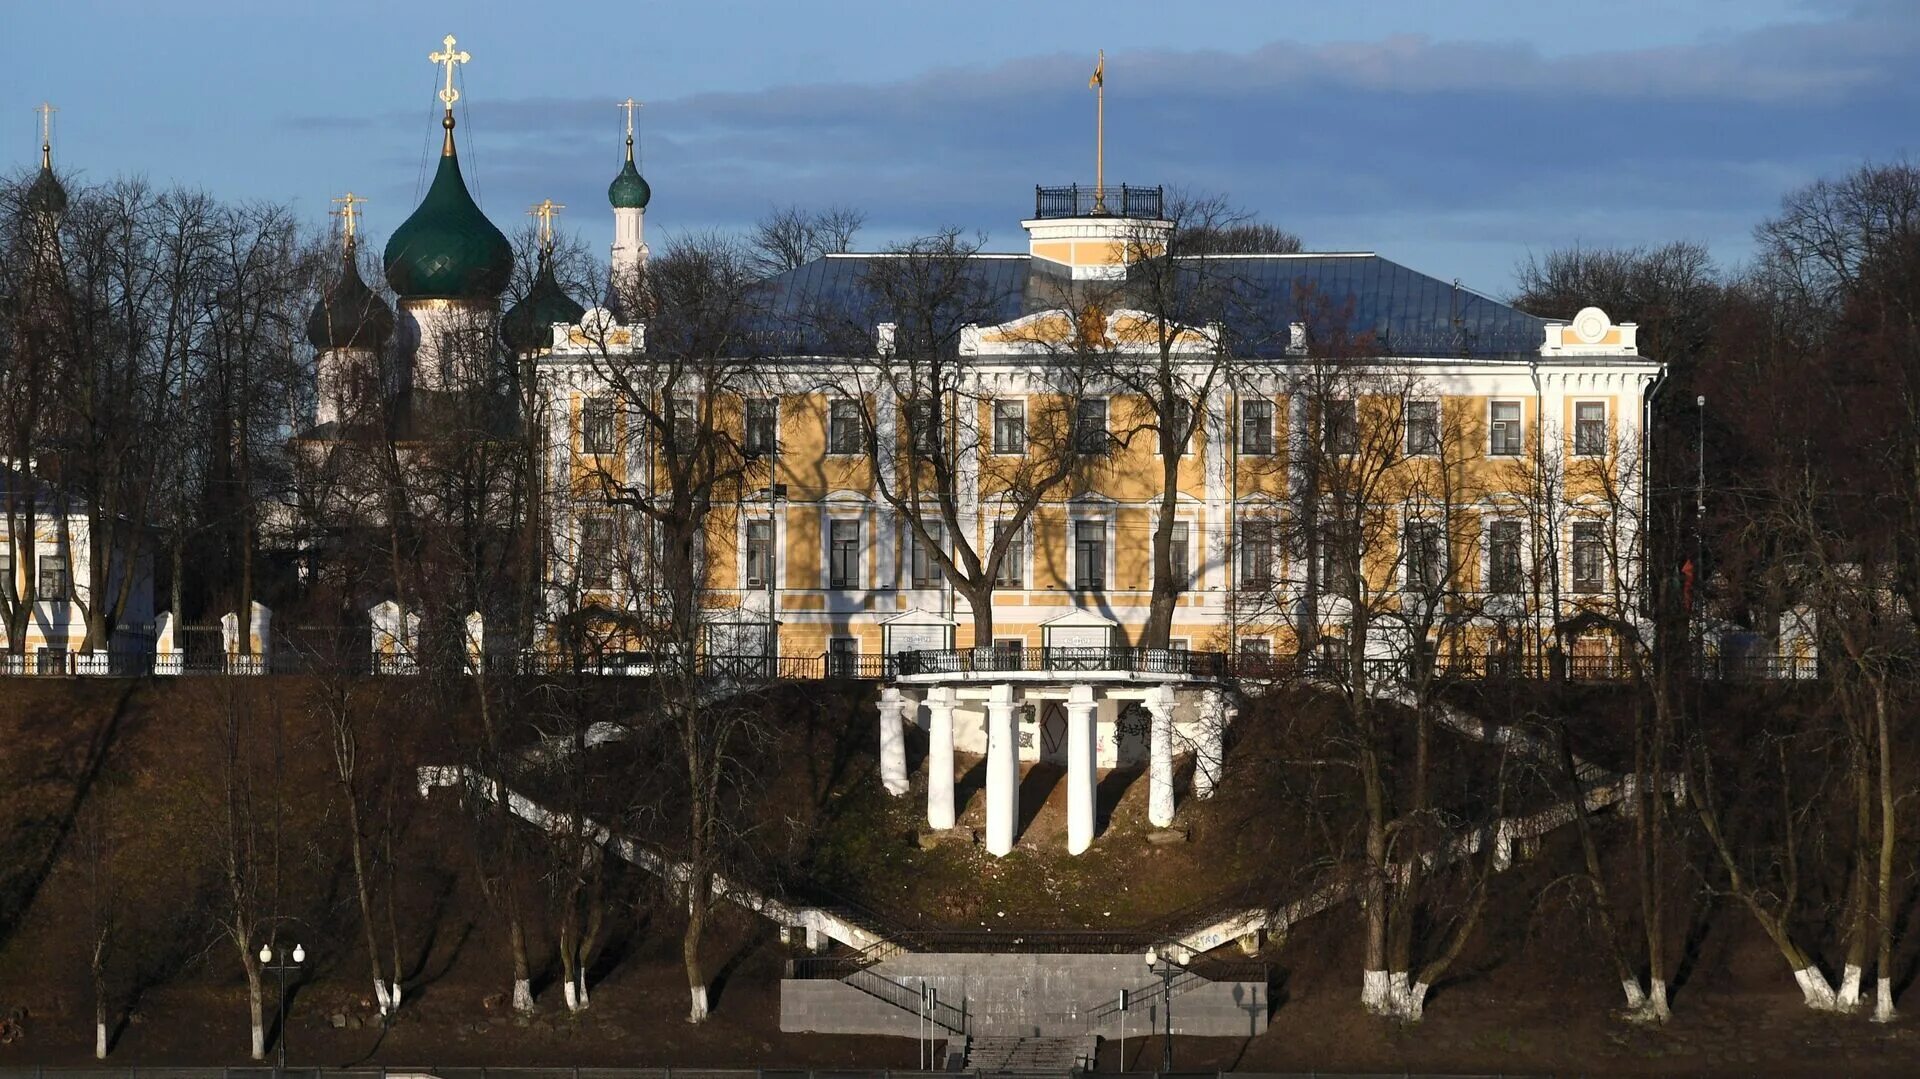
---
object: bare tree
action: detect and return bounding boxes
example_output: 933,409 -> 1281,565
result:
750,203 -> 865,276
811,228 -> 1098,645
572,233 -> 773,1021
193,686 -> 285,1059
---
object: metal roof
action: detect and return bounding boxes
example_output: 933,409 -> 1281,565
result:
755,252 -> 1549,359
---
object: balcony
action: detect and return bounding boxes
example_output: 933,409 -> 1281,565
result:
1033,183 -> 1164,220
894,644 -> 1227,683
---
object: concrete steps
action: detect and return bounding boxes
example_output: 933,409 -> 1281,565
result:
963,1034 -> 1090,1072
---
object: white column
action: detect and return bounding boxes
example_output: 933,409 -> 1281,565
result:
1146,684 -> 1177,828
1066,684 -> 1098,855
985,682 -> 1019,857
878,686 -> 909,796
1193,688 -> 1226,800
926,685 -> 958,830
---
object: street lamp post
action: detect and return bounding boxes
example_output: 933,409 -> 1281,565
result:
258,942 -> 306,1073
1145,947 -> 1176,1071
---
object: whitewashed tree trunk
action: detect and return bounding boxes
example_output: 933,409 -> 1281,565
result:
563,980 -> 579,1012
1838,963 -> 1864,1010
1362,970 -> 1427,1021
512,977 -> 534,1013
95,1021 -> 107,1060
688,984 -> 709,1023
1362,969 -> 1392,1013
248,976 -> 265,1060
576,975 -> 590,1010
1794,967 -> 1843,1011
1620,979 -> 1647,1010
1873,978 -> 1896,1023
388,982 -> 403,1012
372,979 -> 391,1017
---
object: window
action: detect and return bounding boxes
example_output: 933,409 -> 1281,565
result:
1165,399 -> 1192,456
1322,399 -> 1357,456
1403,518 -> 1447,592
992,400 -> 1026,454
1487,519 -> 1523,595
37,553 -> 68,600
1405,400 -> 1439,457
828,636 -> 860,678
992,520 -> 1025,588
1075,398 -> 1109,453
1074,520 -> 1106,590
909,520 -> 945,588
828,399 -> 863,454
744,398 -> 778,457
0,539 -> 11,584
1490,401 -> 1523,456
1574,401 -> 1607,456
1572,521 -> 1607,594
905,400 -> 939,455
1240,520 -> 1275,590
578,517 -> 614,590
1240,398 -> 1275,455
667,397 -> 700,455
1239,637 -> 1271,657
828,519 -> 861,589
581,396 -> 616,454
1168,522 -> 1190,591
1320,521 -> 1358,594
745,520 -> 775,588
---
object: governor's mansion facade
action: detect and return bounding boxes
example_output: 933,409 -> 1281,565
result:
288,43 -> 1661,677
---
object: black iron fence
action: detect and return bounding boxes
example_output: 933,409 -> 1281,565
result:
896,646 -> 1230,679
0,1059 -> 1382,1067
1231,650 -> 1821,686
0,633 -> 1824,687
0,1069 -> 1375,1079
1034,182 -> 1164,220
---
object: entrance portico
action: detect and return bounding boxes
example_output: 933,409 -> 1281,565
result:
878,644 -> 1232,857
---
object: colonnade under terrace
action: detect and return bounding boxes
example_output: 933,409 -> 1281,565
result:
874,649 -> 1235,856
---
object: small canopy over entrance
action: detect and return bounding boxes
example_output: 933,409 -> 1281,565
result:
881,606 -> 957,656
1039,607 -> 1118,650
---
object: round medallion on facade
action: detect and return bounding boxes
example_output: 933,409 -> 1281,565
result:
1572,306 -> 1611,344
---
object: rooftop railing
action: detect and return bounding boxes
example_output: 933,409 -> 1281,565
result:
1033,182 -> 1164,220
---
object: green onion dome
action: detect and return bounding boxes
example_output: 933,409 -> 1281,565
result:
383,121 -> 513,301
26,146 -> 67,216
306,244 -> 394,350
608,149 -> 651,210
502,252 -> 587,352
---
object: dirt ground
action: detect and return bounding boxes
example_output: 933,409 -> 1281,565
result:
2,676 -> 1918,1074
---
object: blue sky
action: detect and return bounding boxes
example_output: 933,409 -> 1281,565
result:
3,0 -> 1914,296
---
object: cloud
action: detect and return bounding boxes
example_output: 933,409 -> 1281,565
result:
312,2 -> 1920,291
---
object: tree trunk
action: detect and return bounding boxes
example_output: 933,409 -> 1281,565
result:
509,905 -> 534,1013
964,581 -> 995,650
1143,458 -> 1181,647
93,974 -> 107,1059
344,794 -> 390,1015
246,964 -> 265,1060
1873,681 -> 1897,1023
685,871 -> 711,1023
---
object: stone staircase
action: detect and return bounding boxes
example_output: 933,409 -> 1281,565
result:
963,1034 -> 1092,1073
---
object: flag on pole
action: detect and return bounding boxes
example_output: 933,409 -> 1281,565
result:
1089,51 -> 1105,89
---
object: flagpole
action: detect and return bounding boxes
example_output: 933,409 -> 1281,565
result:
1094,49 -> 1106,213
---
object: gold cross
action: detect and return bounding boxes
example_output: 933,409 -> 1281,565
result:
429,35 -> 472,110
35,102 -> 56,147
618,97 -> 644,140
529,198 -> 564,251
331,192 -> 366,248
